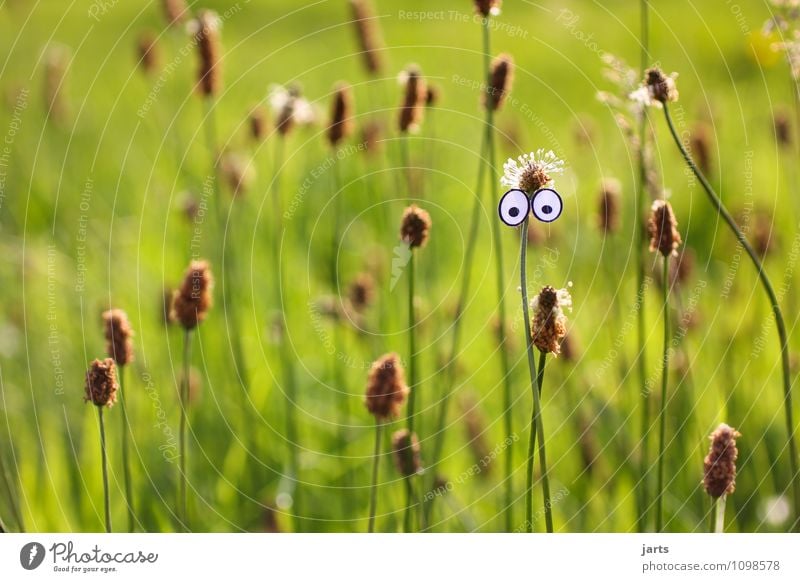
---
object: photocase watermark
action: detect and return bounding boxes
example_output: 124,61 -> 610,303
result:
189,174 -> 214,261
74,176 -> 94,293
0,87 -> 28,214
47,245 -> 65,396
423,433 -> 519,502
87,0 -> 120,22
142,371 -> 179,464
512,486 -> 570,532
397,10 -> 529,39
720,149 -> 755,300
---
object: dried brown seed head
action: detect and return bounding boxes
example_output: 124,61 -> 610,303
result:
484,53 -> 514,112
348,273 -> 375,312
162,0 -> 188,27
703,423 -> 740,498
102,309 -> 134,366
398,65 -> 426,133
597,178 -> 621,234
349,0 -> 383,75
474,0 -> 502,17
137,31 -> 159,76
365,353 -> 408,420
220,152 -> 254,197
531,285 -> 572,355
690,124 -> 712,175
84,358 -> 118,408
400,204 -> 431,248
645,67 -> 678,104
171,260 -> 213,329
192,10 -> 221,98
648,200 -> 682,257
391,428 -> 421,476
249,105 -> 268,142
327,82 -> 354,147
361,121 -> 382,155
775,110 -> 792,147
425,84 -> 439,107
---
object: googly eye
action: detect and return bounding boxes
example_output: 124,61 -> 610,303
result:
498,189 -> 529,227
530,188 -> 563,223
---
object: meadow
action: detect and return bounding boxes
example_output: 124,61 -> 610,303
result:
0,0 -> 798,533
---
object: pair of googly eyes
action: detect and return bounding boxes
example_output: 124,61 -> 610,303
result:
498,188 -> 563,227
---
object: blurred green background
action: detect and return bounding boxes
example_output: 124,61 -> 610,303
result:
0,0 -> 797,532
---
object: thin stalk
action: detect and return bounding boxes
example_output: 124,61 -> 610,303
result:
636,0 -> 651,534
400,133 -> 413,199
520,219 -> 553,533
655,256 -> 670,532
406,250 -> 417,435
330,156 -> 349,457
118,366 -> 134,532
714,495 -> 726,533
178,329 -> 192,532
663,103 -> 800,530
0,442 -> 24,531
424,137 -> 487,525
367,420 -> 383,533
98,407 -> 111,533
483,17 -> 515,532
708,496 -> 717,533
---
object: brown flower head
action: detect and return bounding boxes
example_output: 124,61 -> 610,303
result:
648,200 -> 682,257
474,0 -> 502,17
171,260 -> 213,329
348,272 -> 375,313
349,0 -> 383,76
460,395 -> 492,474
84,358 -> 118,408
137,31 -> 159,76
484,53 -> 514,112
425,84 -> 440,107
162,0 -> 188,27
398,65 -> 426,133
192,10 -> 221,98
400,204 -> 431,248
597,178 -> 621,234
752,211 -> 776,258
327,82 -> 354,147
102,309 -> 134,366
220,152 -> 254,197
361,121 -> 382,155
643,67 -> 678,104
531,285 -> 572,355
775,110 -> 792,148
365,353 -> 408,420
391,428 -> 421,477
249,105 -> 268,142
690,123 -> 712,175
703,423 -> 740,498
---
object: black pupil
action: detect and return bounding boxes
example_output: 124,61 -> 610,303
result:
509,207 -> 520,217
542,205 -> 552,214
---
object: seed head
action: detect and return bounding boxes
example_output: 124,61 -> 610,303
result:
348,272 -> 375,312
648,200 -> 682,257
474,0 -> 502,17
191,10 -> 222,98
400,204 -> 431,248
162,0 -> 188,27
703,423 -> 740,498
249,105 -> 268,142
84,358 -> 118,408
775,110 -> 792,147
501,150 -> 564,193
327,82 -> 354,147
349,0 -> 383,75
460,396 -> 492,474
361,121 -> 382,155
102,309 -> 134,366
484,53 -> 514,112
365,353 -> 408,420
425,84 -> 440,107
690,124 -> 712,175
220,152 -> 254,197
391,429 -> 421,477
630,67 -> 679,109
597,178 -> 621,234
171,260 -> 213,330
137,31 -> 159,76
531,285 -> 572,355
398,65 -> 426,133
269,84 -> 315,138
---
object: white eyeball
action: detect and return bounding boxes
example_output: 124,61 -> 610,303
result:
498,189 -> 529,227
530,188 -> 563,223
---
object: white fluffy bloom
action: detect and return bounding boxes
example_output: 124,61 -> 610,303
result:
268,84 -> 316,126
530,283 -> 573,317
501,149 -> 565,192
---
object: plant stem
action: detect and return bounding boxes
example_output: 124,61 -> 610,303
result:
179,329 -> 192,532
663,103 -> 800,530
118,366 -> 134,532
367,420 -> 383,533
520,218 -> 553,533
404,250 -> 418,532
483,16 -> 515,533
424,137 -> 487,526
98,407 -> 111,533
636,0 -> 651,534
655,256 -> 670,532
0,440 -> 24,531
714,495 -> 726,533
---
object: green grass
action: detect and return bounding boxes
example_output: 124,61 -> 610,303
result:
0,0 -> 797,532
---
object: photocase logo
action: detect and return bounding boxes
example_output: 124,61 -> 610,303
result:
20,542 -> 46,570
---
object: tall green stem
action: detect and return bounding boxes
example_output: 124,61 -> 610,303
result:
98,407 -> 111,533
520,219 -> 553,533
0,440 -> 24,531
663,103 -> 800,530
367,420 -> 383,533
636,0 -> 651,534
483,16 -> 516,533
714,495 -> 726,533
404,250 -> 418,532
118,366 -> 134,531
655,256 -> 670,532
179,329 -> 192,532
